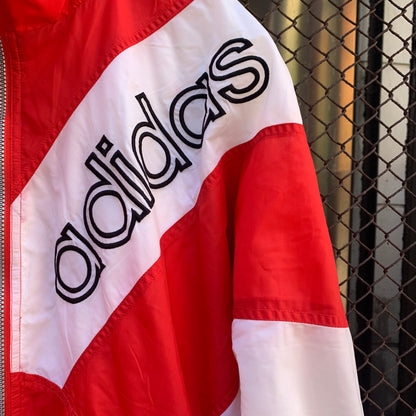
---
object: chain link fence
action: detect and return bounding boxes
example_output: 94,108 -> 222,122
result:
240,0 -> 416,414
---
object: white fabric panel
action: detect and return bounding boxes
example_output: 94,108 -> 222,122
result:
232,319 -> 364,416
11,0 -> 302,386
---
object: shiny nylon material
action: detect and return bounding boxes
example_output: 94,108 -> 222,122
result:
240,0 -> 416,414
1,0 -> 363,414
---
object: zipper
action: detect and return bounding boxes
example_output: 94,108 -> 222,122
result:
0,36 -> 7,416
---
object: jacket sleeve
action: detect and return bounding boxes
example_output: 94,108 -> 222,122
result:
231,123 -> 364,415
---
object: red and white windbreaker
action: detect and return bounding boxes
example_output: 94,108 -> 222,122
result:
0,0 -> 364,414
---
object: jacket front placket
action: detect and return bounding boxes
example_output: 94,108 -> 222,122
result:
0,35 -> 7,416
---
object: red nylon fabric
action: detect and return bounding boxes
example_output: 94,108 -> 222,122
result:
9,124 -> 347,415
10,373 -> 74,416
0,0 -> 67,31
0,0 -> 193,202
233,124 -> 347,328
